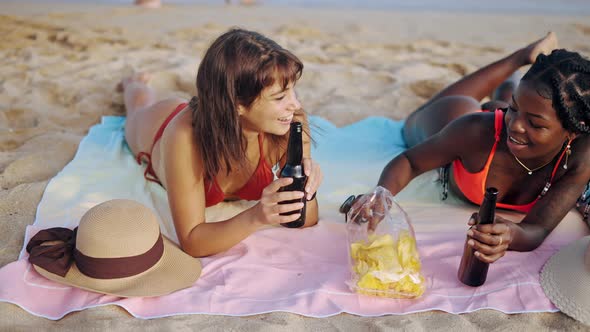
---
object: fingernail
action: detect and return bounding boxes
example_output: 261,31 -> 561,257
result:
474,251 -> 480,257
468,240 -> 474,246
467,230 -> 474,237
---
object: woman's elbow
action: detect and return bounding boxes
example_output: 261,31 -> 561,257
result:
178,227 -> 213,258
302,200 -> 319,228
302,214 -> 319,228
179,241 -> 210,258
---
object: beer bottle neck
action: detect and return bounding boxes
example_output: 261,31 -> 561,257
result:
478,187 -> 498,225
285,122 -> 303,165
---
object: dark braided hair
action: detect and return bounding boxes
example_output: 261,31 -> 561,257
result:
522,49 -> 590,135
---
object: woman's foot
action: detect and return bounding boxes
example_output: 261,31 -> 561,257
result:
522,32 -> 558,65
134,0 -> 161,8
491,71 -> 522,102
116,72 -> 151,93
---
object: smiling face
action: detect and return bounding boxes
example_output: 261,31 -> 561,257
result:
238,81 -> 301,136
505,80 -> 572,161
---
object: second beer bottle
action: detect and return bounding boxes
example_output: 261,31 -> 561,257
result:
457,187 -> 499,286
278,122 -> 307,228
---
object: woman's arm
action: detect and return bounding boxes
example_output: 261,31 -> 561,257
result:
163,120 -> 306,257
378,113 -> 490,195
468,137 -> 590,261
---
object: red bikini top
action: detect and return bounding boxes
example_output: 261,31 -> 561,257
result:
204,133 -> 275,207
139,102 -> 274,207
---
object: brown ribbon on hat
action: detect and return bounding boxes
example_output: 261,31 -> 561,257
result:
26,227 -> 77,277
26,227 -> 164,279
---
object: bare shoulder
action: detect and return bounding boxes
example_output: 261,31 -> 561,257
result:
571,135 -> 590,172
437,111 -> 497,146
159,107 -> 204,181
573,135 -> 590,156
451,111 -> 496,133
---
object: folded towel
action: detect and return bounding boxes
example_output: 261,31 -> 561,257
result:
0,116 -> 587,320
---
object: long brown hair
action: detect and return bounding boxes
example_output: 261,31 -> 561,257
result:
190,28 -> 304,182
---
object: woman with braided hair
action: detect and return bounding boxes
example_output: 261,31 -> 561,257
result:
371,32 -> 590,263
121,28 -> 322,257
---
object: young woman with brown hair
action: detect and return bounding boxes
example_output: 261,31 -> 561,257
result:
121,29 -> 322,258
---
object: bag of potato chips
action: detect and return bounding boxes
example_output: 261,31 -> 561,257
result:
340,186 -> 425,298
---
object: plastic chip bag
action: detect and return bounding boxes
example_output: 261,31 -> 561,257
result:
340,186 -> 425,298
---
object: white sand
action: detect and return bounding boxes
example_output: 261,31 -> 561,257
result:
1,1 -> 589,329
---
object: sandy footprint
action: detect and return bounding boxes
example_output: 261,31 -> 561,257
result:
409,79 -> 448,99
0,108 -> 39,130
0,181 -> 47,265
427,61 -> 473,76
275,25 -> 325,40
574,23 -> 590,36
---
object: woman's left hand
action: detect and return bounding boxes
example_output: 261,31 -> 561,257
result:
466,213 -> 513,263
303,158 -> 323,201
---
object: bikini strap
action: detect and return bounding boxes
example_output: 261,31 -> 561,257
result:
494,109 -> 504,142
150,103 -> 187,153
136,152 -> 161,184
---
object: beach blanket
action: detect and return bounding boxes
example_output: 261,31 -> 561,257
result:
0,116 -> 587,320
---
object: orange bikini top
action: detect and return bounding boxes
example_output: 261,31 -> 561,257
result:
451,109 -> 567,213
137,102 -> 274,207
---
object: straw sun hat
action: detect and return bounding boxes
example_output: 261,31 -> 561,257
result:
541,236 -> 590,325
26,199 -> 201,297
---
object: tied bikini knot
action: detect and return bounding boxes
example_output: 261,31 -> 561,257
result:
26,227 -> 78,277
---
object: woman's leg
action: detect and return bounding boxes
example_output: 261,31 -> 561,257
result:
403,32 -> 558,147
117,73 -> 156,116
119,73 -> 185,155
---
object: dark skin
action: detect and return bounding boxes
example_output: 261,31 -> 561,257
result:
365,33 -> 590,264
377,80 -> 590,263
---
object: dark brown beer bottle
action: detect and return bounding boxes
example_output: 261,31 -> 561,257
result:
279,122 -> 307,228
457,187 -> 499,286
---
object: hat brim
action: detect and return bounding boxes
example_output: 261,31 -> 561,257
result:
33,236 -> 201,297
541,236 -> 590,326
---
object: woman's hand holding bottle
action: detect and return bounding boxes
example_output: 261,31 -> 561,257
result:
251,177 -> 305,226
466,213 -> 513,264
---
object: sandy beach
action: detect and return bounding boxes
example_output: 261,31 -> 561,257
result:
1,1 -> 590,330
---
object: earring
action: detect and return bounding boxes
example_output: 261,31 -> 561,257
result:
563,138 -> 573,170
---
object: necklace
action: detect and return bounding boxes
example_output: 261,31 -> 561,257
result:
511,154 -> 553,175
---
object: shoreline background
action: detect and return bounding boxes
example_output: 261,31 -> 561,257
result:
1,1 -> 590,330
18,0 -> 590,15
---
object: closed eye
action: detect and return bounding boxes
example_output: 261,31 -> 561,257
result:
529,120 -> 545,129
509,105 -> 545,129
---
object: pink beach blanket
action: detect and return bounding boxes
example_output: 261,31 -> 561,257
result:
0,116 -> 587,319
